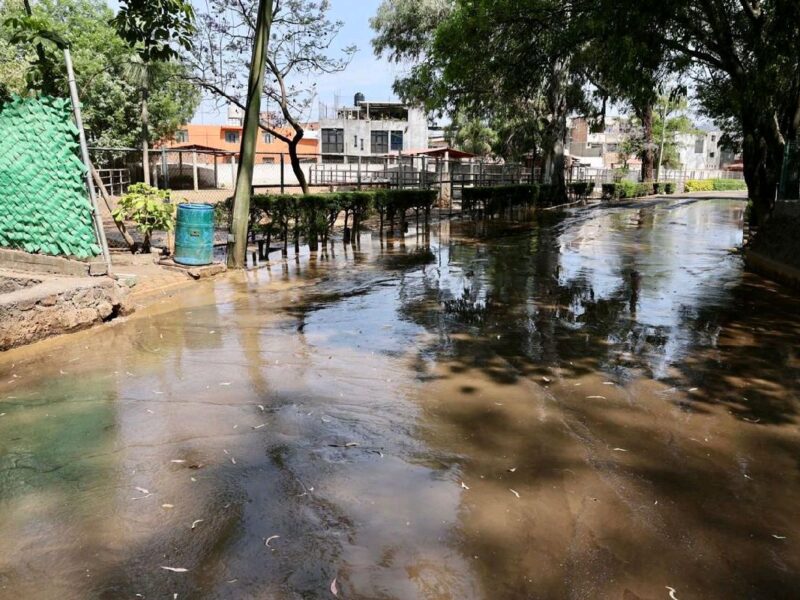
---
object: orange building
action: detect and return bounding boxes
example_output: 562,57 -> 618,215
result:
159,123 -> 319,163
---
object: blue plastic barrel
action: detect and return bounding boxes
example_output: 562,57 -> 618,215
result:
174,203 -> 215,266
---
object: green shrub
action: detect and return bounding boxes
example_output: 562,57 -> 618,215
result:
664,182 -> 676,194
601,181 -> 653,200
712,179 -> 747,191
249,189 -> 437,250
684,179 -> 714,192
684,178 -> 747,192
112,183 -> 175,252
462,184 -> 534,214
568,181 -> 594,200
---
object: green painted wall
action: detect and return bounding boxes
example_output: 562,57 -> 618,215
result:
0,96 -> 99,258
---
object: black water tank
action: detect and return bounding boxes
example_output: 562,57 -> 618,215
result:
354,92 -> 365,105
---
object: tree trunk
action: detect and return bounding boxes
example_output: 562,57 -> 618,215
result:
545,59 -> 568,203
141,78 -> 151,186
741,124 -> 781,226
227,0 -> 274,268
287,138 -> 309,194
639,103 -> 655,182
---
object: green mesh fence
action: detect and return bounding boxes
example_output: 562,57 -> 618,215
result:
0,95 -> 100,258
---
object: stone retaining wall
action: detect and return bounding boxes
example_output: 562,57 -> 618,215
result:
0,272 -> 131,350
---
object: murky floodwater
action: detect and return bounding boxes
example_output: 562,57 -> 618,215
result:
1,198 -> 799,599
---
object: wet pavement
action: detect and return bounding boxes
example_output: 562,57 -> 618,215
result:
0,198 -> 798,599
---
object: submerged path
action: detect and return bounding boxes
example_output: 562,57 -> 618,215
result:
0,198 -> 798,599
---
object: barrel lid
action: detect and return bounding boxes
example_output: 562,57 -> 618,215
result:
178,203 -> 215,210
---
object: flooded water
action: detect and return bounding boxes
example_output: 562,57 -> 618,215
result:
1,198 -> 799,599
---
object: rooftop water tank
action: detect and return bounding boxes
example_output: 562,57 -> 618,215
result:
354,92 -> 365,106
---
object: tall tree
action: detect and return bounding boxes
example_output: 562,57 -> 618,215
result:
228,0 -> 272,269
618,0 -> 800,223
188,0 -> 355,194
446,113 -> 498,156
573,0 -> 673,183
373,0 -> 587,201
0,0 -> 198,148
112,0 -> 196,185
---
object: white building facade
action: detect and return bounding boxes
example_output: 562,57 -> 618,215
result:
318,94 -> 429,162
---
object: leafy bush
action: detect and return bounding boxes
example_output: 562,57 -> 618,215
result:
684,178 -> 746,192
249,189 -> 438,251
112,183 -> 175,252
684,179 -> 714,192
462,184 -> 534,214
602,181 -> 653,200
568,181 -> 594,200
712,179 -> 748,191
664,182 -> 676,194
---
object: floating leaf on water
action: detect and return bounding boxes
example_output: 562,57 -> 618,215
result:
171,460 -> 186,464
191,519 -> 204,530
666,586 -> 679,600
162,504 -> 175,509
220,382 -> 232,386
586,396 -> 607,400
345,442 -> 360,448
253,424 -> 267,430
461,482 -> 470,490
508,468 -> 517,473
135,487 -> 150,495
603,382 -> 614,386
231,458 -> 237,465
161,567 -> 189,573
772,534 -> 787,540
0,413 -> 5,417
613,448 -> 629,452
265,535 -> 280,547
258,405 -> 265,412
509,489 -> 520,498
542,377 -> 551,384
330,578 -> 338,597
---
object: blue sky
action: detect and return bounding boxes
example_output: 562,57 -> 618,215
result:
108,0 -> 400,123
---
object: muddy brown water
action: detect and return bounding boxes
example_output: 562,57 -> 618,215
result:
1,198 -> 799,599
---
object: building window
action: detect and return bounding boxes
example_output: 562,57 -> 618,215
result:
354,135 -> 358,148
694,136 -> 705,154
390,130 -> 404,152
321,128 -> 344,153
175,129 -> 189,143
371,131 -> 389,154
710,152 -> 716,158
263,133 -> 273,144
225,131 -> 240,144
711,135 -> 716,142
360,139 -> 364,151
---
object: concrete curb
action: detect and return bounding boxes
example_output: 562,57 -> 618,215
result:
745,250 -> 800,290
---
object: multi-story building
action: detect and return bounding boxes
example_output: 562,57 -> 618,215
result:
318,93 -> 429,162
568,117 -> 738,172
159,105 -> 319,164
675,129 -> 723,170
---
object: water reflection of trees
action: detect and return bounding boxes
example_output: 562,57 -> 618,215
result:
394,214 -> 672,383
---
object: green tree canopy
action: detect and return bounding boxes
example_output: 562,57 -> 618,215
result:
0,0 -> 199,148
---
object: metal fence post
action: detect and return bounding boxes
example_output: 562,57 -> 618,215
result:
280,153 -> 285,194
161,148 -> 169,189
192,150 -> 199,191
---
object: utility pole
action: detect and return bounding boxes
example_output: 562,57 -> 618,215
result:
227,0 -> 273,268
